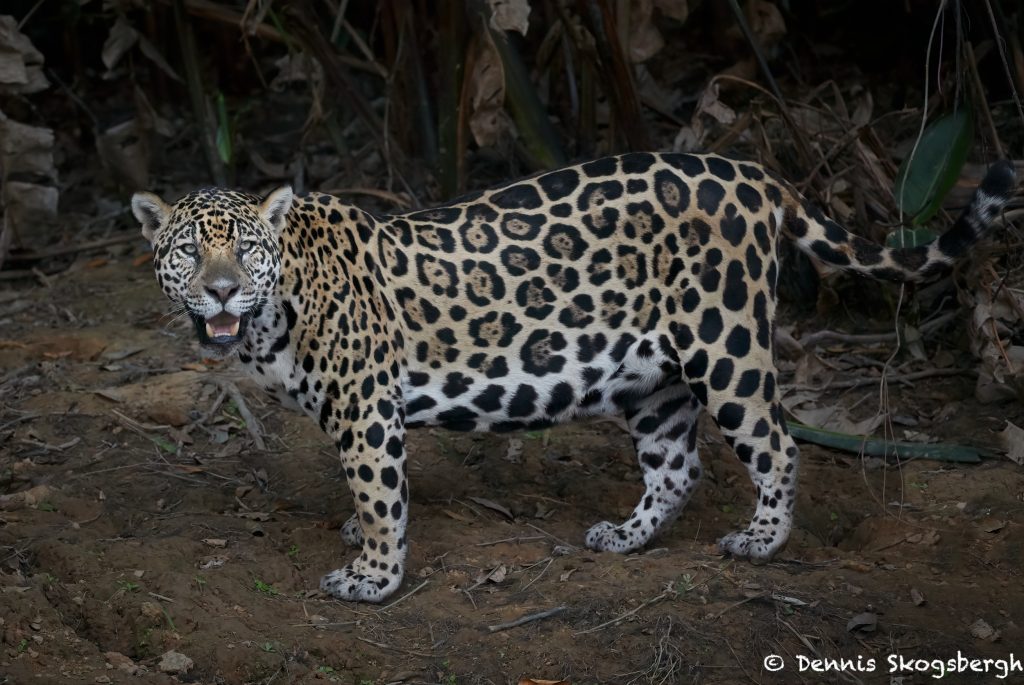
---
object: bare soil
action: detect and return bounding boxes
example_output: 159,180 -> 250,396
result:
2,253 -> 1024,685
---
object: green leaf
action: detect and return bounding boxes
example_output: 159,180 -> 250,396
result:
885,226 -> 938,248
214,92 -> 232,165
787,421 -> 986,463
151,435 -> 177,454
894,109 -> 973,225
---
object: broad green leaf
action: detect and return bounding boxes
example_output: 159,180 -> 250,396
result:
215,92 -> 232,165
787,421 -> 986,463
894,109 -> 973,225
885,226 -> 938,248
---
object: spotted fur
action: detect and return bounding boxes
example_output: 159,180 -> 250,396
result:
133,153 -> 1016,603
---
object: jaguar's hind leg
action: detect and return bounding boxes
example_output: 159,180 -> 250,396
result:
585,383 -> 703,553
683,352 -> 797,563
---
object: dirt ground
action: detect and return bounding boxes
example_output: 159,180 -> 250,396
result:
0,230 -> 1023,685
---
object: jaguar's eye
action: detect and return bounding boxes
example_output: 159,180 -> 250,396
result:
239,239 -> 256,253
181,243 -> 198,256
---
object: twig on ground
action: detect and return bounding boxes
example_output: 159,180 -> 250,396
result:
517,557 -> 553,594
577,564 -> 733,635
379,579 -> 429,612
720,636 -> 762,685
111,409 -> 170,435
354,636 -> 435,657
475,534 -> 546,547
790,367 -> 972,392
215,379 -> 266,450
574,587 -> 674,635
0,412 -> 41,433
525,522 -> 578,550
290,620 -> 360,628
487,605 -> 567,633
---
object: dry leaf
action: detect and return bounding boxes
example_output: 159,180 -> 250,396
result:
443,509 -> 474,523
910,588 -> 925,606
136,33 -> 181,81
629,0 -> 689,63
0,16 -> 48,93
469,496 -> 513,520
101,16 -> 138,71
467,30 -> 510,148
476,563 -> 507,584
488,0 -> 530,36
846,611 -> 877,633
745,0 -> 786,51
0,116 -> 55,178
629,0 -> 665,63
998,421 -> 1024,466
96,118 -> 150,190
3,181 -> 58,224
202,538 -> 228,548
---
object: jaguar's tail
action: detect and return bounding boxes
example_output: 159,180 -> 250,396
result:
781,161 -> 1017,283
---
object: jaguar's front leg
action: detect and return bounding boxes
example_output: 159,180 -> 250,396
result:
319,392 -> 409,603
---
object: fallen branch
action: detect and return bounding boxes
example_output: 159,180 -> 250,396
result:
487,605 -> 567,633
797,311 -> 958,350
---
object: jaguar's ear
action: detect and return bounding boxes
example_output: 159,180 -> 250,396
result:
131,192 -> 171,245
259,186 -> 293,235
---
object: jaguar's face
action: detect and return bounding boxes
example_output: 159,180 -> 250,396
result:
131,186 -> 293,355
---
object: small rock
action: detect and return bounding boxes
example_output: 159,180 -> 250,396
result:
158,650 -> 194,674
105,650 -> 137,674
94,676 -> 111,684
969,618 -> 1000,642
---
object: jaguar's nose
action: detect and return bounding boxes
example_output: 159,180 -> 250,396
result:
205,282 -> 239,304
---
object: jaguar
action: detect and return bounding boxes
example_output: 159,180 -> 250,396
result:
132,152 -> 1015,602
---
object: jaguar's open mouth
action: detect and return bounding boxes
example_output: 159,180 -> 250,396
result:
193,311 -> 250,348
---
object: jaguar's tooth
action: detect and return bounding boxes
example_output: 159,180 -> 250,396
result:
229,320 -> 240,336
205,322 -> 215,338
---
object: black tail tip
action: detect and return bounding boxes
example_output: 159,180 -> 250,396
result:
980,160 -> 1017,198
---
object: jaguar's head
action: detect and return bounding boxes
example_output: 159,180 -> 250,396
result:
131,186 -> 293,355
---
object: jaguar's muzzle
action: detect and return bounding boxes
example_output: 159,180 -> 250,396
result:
192,310 -> 251,349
